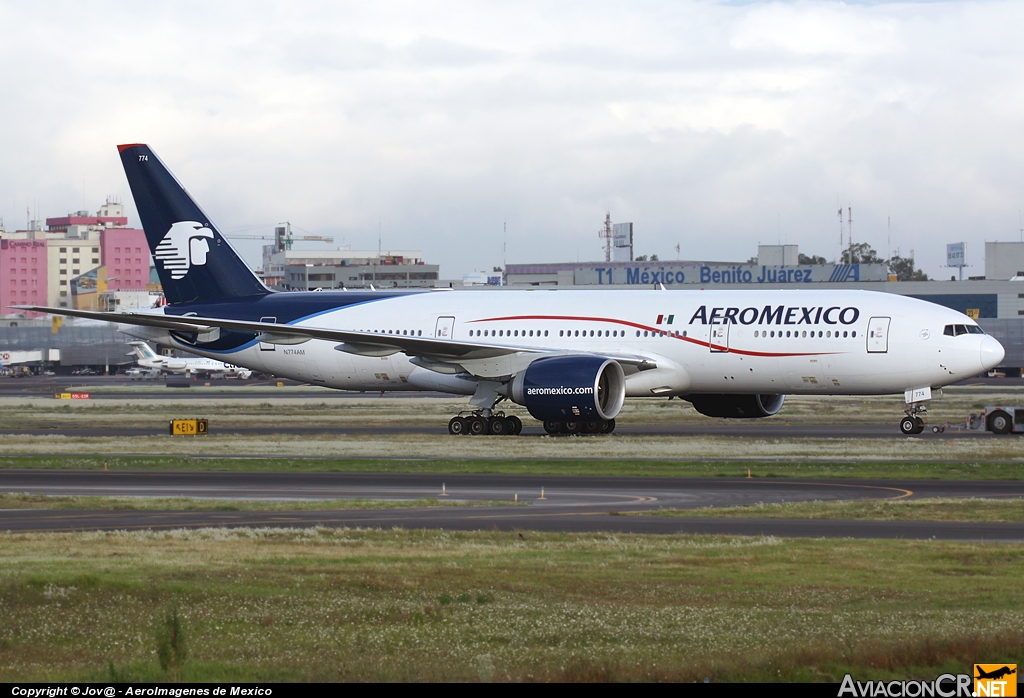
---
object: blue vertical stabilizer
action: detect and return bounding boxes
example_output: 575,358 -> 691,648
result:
118,144 -> 271,305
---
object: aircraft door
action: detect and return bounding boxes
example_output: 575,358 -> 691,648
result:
867,317 -> 891,353
710,324 -> 729,353
435,316 -> 456,339
259,317 -> 277,351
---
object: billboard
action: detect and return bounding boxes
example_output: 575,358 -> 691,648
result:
947,242 -> 966,268
462,273 -> 502,287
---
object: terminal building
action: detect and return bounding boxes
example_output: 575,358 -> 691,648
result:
505,242 -> 1024,374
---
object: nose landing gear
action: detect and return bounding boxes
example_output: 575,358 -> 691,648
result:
900,403 -> 927,435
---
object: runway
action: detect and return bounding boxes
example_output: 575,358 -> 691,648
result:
0,423 -> 1005,438
2,470 -> 1023,540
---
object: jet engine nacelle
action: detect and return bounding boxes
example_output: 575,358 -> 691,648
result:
510,356 -> 625,422
687,393 -> 786,419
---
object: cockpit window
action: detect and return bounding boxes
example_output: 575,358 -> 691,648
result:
944,324 -> 985,336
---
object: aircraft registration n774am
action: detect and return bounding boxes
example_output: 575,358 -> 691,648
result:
17,144 -> 1006,436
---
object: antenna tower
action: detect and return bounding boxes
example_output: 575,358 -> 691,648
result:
847,207 -> 853,264
837,204 -> 844,262
598,212 -> 613,262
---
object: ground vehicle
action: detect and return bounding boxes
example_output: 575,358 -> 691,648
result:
929,406 -> 1024,434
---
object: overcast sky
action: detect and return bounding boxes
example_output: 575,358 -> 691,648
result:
2,0 -> 1023,279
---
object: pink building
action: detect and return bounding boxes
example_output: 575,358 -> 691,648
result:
100,228 -> 149,291
45,213 -> 128,231
0,239 -> 48,317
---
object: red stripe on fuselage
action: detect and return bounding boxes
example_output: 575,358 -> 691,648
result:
468,314 -> 841,358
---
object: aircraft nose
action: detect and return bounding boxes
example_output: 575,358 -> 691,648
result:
980,335 -> 1005,372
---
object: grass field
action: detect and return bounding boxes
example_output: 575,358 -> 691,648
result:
1,528 -> 1022,682
3,493 -> 1021,522
634,497 -> 1024,523
2,454 -> 1023,480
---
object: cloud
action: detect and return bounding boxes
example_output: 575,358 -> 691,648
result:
1,0 -> 1023,279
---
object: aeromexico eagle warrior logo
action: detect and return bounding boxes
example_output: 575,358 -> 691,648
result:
154,221 -> 214,280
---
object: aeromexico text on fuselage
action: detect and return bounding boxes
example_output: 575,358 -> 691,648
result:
686,305 -> 860,326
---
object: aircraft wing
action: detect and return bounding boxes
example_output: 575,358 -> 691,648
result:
13,305 -> 656,368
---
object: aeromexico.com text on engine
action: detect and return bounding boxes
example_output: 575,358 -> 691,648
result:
525,387 -> 596,396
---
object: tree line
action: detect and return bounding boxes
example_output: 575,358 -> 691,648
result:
797,243 -> 929,281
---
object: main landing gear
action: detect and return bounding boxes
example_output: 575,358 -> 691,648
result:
899,403 -> 927,435
447,381 -> 524,436
543,419 -> 615,435
448,413 -> 523,436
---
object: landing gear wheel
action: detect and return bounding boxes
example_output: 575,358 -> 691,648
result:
562,421 -> 581,435
488,417 -> 510,435
988,410 -> 1013,435
543,420 -> 562,435
508,415 -> 523,435
900,417 -> 918,435
581,420 -> 602,434
448,417 -> 467,435
468,417 -> 488,436
601,418 -> 616,434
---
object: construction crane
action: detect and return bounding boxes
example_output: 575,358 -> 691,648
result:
225,222 -> 333,251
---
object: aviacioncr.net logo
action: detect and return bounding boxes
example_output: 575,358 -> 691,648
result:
155,221 -> 214,280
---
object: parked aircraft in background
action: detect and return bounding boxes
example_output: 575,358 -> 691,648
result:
18,144 -> 1006,436
128,341 -> 252,379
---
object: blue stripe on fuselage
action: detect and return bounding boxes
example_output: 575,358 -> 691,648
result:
165,290 -> 418,354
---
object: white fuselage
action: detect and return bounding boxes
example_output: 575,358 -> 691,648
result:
129,289 -> 1003,397
135,353 -> 251,378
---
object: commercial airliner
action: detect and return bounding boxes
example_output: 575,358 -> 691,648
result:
17,144 -> 1006,436
128,341 -> 253,379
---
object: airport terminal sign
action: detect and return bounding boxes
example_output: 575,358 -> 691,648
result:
574,263 -> 888,286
